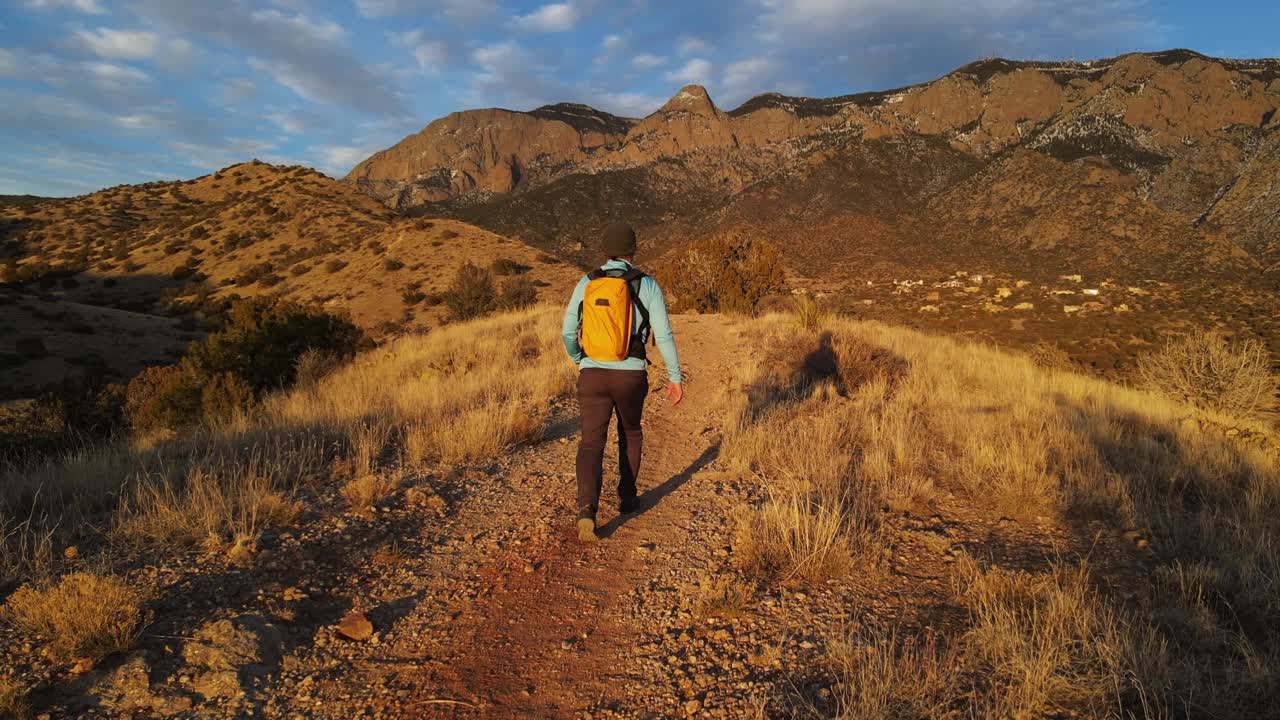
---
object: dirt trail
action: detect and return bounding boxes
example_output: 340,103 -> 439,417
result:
334,314 -> 738,718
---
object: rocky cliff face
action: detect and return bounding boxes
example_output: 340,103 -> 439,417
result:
346,104 -> 636,208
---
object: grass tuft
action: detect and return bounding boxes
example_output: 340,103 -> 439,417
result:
2,572 -> 149,662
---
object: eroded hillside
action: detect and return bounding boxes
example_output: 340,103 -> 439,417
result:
0,162 -> 580,398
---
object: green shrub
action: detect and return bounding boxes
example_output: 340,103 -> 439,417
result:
294,349 -> 342,389
200,372 -> 255,424
183,297 -> 367,394
499,276 -> 538,310
654,232 -> 785,315
124,365 -> 202,433
442,262 -> 496,322
401,289 -> 426,305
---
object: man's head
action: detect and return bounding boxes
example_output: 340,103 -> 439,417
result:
602,222 -> 636,260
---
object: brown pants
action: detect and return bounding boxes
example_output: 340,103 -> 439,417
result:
576,368 -> 648,518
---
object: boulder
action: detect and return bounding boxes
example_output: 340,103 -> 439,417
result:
181,615 -> 283,700
337,611 -> 374,642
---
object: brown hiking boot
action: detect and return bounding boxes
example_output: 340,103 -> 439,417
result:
577,517 -> 598,543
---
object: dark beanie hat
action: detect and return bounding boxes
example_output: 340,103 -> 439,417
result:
601,222 -> 637,257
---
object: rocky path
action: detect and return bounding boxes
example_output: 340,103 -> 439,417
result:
301,314 -> 741,718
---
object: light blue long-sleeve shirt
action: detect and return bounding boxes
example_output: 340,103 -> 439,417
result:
561,259 -> 682,384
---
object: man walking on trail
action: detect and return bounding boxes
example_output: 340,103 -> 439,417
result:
562,222 -> 683,543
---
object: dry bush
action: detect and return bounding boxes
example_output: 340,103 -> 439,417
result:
442,261 -> 497,322
341,472 -> 401,511
1026,339 -> 1074,371
499,276 -> 539,310
2,572 -> 149,662
791,294 -> 829,332
653,230 -> 784,315
1137,330 -> 1275,419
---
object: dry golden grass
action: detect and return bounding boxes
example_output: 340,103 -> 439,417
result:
0,676 -> 29,720
791,294 -> 829,332
694,576 -> 755,619
729,312 -> 1280,717
342,472 -> 402,511
830,558 -> 1168,719
1,306 -> 574,584
2,572 -> 149,663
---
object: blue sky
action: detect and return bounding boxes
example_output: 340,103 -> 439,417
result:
1,0 -> 1276,197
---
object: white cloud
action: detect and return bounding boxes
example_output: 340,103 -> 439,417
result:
721,56 -> 774,103
73,29 -> 160,60
677,35 -> 710,56
466,42 -> 567,109
584,90 -> 665,117
249,9 -> 346,44
218,78 -> 256,103
23,0 -> 105,14
115,113 -> 168,130
267,112 -> 305,134
84,61 -> 150,85
168,138 -> 279,171
666,58 -> 713,86
601,34 -> 624,52
514,2 -> 580,32
355,0 -> 498,22
134,1 -> 407,114
0,49 -> 16,76
318,144 -> 376,173
390,30 -> 449,71
633,53 -> 666,70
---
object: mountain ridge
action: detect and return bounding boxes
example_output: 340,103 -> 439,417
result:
346,49 -> 1280,213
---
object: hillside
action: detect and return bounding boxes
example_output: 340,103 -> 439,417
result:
0,162 -> 581,399
349,49 -> 1280,384
1,306 -> 1277,718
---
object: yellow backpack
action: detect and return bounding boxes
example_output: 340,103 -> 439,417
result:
579,267 -> 650,362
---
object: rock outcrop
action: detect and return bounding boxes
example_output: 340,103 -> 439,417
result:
181,615 -> 283,700
346,104 -> 635,208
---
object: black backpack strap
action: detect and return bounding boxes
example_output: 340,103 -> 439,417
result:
619,269 -> 650,336
620,269 -> 651,361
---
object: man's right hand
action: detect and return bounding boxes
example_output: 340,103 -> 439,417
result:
666,383 -> 684,407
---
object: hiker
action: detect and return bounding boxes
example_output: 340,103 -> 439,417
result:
561,222 -> 683,543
